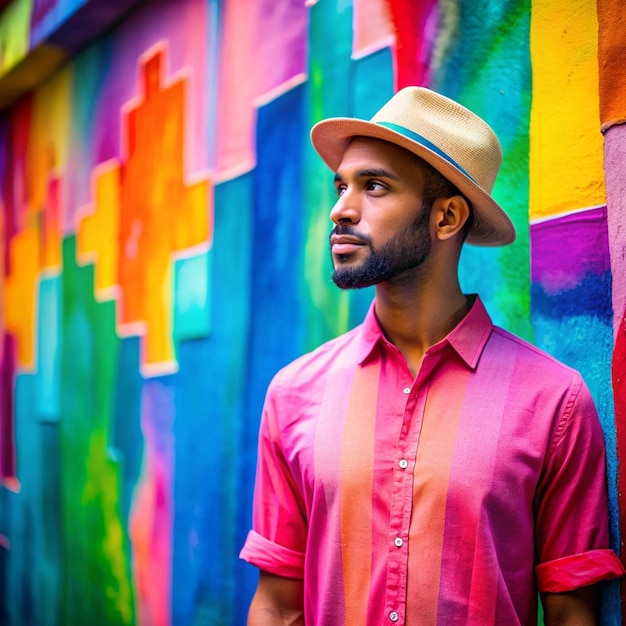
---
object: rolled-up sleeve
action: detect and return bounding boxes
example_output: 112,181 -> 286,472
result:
534,377 -> 625,592
240,530 -> 305,579
536,549 -> 624,592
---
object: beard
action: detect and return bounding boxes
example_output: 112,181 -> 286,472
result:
331,207 -> 432,290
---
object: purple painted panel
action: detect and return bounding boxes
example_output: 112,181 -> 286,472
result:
531,207 -> 611,295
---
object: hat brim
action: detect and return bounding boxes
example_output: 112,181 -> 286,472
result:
310,118 -> 516,247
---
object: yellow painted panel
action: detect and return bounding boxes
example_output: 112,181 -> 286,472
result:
77,161 -> 121,300
529,0 -> 605,219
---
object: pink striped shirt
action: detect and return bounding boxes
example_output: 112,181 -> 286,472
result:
240,297 -> 623,625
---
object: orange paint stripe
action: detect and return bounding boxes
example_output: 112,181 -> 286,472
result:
340,360 -> 380,626
598,0 -> 626,130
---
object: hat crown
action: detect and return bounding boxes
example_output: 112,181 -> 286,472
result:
371,87 -> 502,193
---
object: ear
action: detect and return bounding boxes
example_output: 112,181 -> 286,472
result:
433,196 -> 471,242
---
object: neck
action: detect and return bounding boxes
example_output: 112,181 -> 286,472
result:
373,268 -> 470,376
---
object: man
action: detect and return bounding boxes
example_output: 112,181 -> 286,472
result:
240,87 -> 624,625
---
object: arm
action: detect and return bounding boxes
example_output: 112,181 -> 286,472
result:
248,570 -> 305,626
534,380 -> 623,610
541,586 -> 598,626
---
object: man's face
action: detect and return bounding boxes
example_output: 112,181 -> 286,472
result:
329,137 -> 432,290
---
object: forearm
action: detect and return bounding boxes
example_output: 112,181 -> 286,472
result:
248,606 -> 305,626
542,586 -> 598,626
247,571 -> 305,626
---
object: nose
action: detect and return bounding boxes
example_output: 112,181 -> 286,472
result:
330,187 -> 360,225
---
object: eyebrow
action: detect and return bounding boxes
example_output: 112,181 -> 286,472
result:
334,168 -> 401,183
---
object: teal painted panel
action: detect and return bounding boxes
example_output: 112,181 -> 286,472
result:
37,274 -> 61,421
174,251 -> 211,342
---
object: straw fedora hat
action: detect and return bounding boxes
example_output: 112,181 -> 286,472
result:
310,86 -> 516,246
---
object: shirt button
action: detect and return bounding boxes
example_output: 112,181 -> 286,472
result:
399,459 -> 408,469
389,611 -> 399,622
394,537 -> 403,547
403,387 -> 411,394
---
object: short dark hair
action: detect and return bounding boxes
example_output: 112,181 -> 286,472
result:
414,154 -> 475,240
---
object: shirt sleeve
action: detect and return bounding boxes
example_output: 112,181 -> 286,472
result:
533,376 -> 625,592
239,374 -> 307,579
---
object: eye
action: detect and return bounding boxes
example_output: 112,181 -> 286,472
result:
366,180 -> 387,192
335,183 -> 347,197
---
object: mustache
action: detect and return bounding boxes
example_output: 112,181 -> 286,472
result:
329,225 -> 373,246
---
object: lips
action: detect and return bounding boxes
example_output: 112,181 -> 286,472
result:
330,234 -> 366,255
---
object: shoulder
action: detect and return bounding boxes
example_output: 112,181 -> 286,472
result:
269,324 -> 364,394
488,325 -> 584,387
482,326 -> 597,425
260,325 -> 364,436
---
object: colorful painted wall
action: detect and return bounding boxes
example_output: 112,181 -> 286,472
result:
0,0 -> 624,624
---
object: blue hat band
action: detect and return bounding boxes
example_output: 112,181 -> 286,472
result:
376,121 -> 477,184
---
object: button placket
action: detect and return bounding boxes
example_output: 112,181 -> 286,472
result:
385,377 -> 428,626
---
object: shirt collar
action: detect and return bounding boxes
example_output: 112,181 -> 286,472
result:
357,295 -> 493,370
